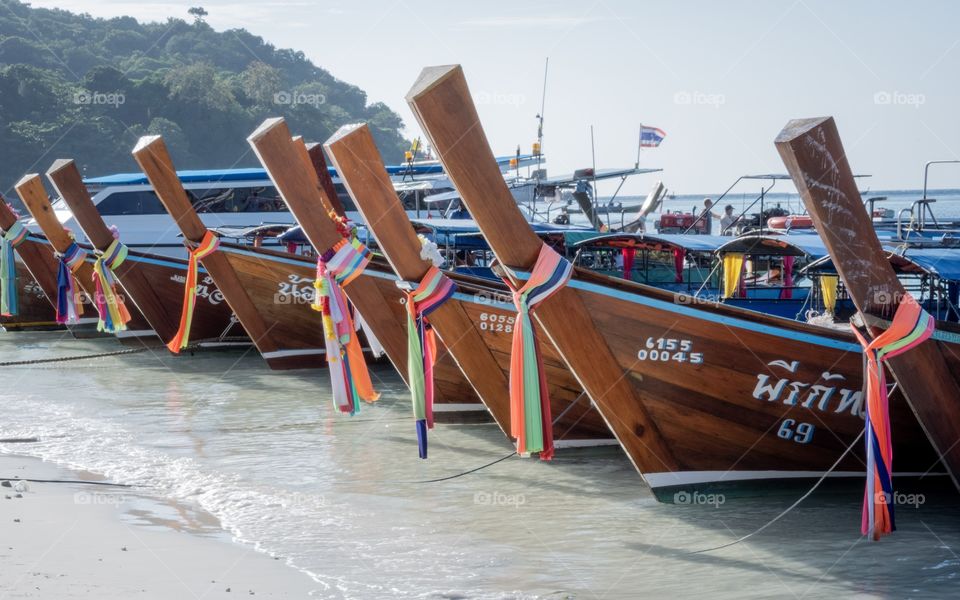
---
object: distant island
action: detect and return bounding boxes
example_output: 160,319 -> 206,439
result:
0,0 -> 409,200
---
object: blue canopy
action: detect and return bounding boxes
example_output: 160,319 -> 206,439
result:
571,233 -> 729,252
82,154 -> 539,186
716,233 -> 829,259
889,247 -> 960,281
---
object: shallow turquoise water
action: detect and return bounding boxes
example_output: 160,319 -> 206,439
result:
1,330 -> 959,599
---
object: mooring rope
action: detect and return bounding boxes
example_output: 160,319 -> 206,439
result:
686,425 -> 866,554
0,346 -> 150,367
0,336 -> 250,367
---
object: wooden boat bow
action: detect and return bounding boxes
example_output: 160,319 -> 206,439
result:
407,64 -> 678,471
776,116 -> 960,490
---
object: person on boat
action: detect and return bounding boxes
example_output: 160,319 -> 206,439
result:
698,198 -> 720,234
720,204 -> 740,235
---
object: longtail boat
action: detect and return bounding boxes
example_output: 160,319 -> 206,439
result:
324,122 -> 612,448
0,195 -> 76,332
776,117 -> 960,503
130,135 -> 329,369
405,65 -> 941,499
14,174 -> 157,344
45,159 -> 246,351
247,118 -> 486,418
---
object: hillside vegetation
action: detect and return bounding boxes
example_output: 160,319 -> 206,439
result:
0,0 -> 407,196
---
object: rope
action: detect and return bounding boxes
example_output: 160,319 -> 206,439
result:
0,346 -> 150,367
383,451 -> 519,484
686,426 -> 866,554
0,336 -> 246,367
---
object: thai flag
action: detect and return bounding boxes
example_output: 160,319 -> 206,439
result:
640,126 -> 666,148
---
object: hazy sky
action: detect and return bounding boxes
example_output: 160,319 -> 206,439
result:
26,0 -> 960,196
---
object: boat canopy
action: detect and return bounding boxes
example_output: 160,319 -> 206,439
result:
888,247 -> 960,281
570,232 -> 728,253
806,245 -> 960,282
716,233 -> 829,259
82,154 -> 540,186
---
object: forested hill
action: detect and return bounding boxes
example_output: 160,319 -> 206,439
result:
0,0 -> 408,197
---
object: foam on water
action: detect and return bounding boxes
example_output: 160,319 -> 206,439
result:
3,331 -> 960,598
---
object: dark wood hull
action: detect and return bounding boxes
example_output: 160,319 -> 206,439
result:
0,258 -> 61,331
571,270 -> 940,492
216,241 -> 484,409
107,245 -> 247,349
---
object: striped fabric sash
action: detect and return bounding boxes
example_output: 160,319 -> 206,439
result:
55,243 -> 87,324
0,221 -> 28,316
405,266 -> 456,458
167,231 -> 220,352
313,237 -> 378,415
91,239 -> 132,333
501,244 -> 573,460
851,293 -> 934,540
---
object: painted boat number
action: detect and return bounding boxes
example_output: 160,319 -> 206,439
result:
478,312 -> 515,333
637,337 -> 703,364
777,419 -> 814,444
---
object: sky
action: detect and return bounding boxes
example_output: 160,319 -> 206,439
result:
25,0 -> 960,196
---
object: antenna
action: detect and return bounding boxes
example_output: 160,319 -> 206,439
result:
591,125 -> 599,227
535,58 -> 548,181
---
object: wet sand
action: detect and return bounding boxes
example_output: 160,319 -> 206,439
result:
0,454 -> 318,598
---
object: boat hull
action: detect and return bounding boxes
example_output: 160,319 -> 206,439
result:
567,270 -> 940,495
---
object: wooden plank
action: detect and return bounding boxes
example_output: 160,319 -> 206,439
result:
303,138 -> 345,215
324,122 -> 514,432
130,135 -> 285,358
406,65 -> 679,472
776,116 -> 960,490
46,160 -> 116,249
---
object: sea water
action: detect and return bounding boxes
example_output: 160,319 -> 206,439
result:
1,332 -> 959,598
577,188 -> 960,232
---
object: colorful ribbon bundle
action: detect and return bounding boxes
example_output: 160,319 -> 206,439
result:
502,244 -> 573,460
851,293 -> 934,540
91,239 -> 132,333
55,243 -> 87,324
313,237 -> 378,414
167,231 -> 220,352
1,221 -> 28,316
405,266 -> 456,458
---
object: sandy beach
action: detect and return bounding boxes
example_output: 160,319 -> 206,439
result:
0,453 -> 319,599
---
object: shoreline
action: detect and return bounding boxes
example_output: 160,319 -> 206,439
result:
0,453 -> 319,598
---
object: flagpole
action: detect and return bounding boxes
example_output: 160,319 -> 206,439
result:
635,123 -> 643,168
